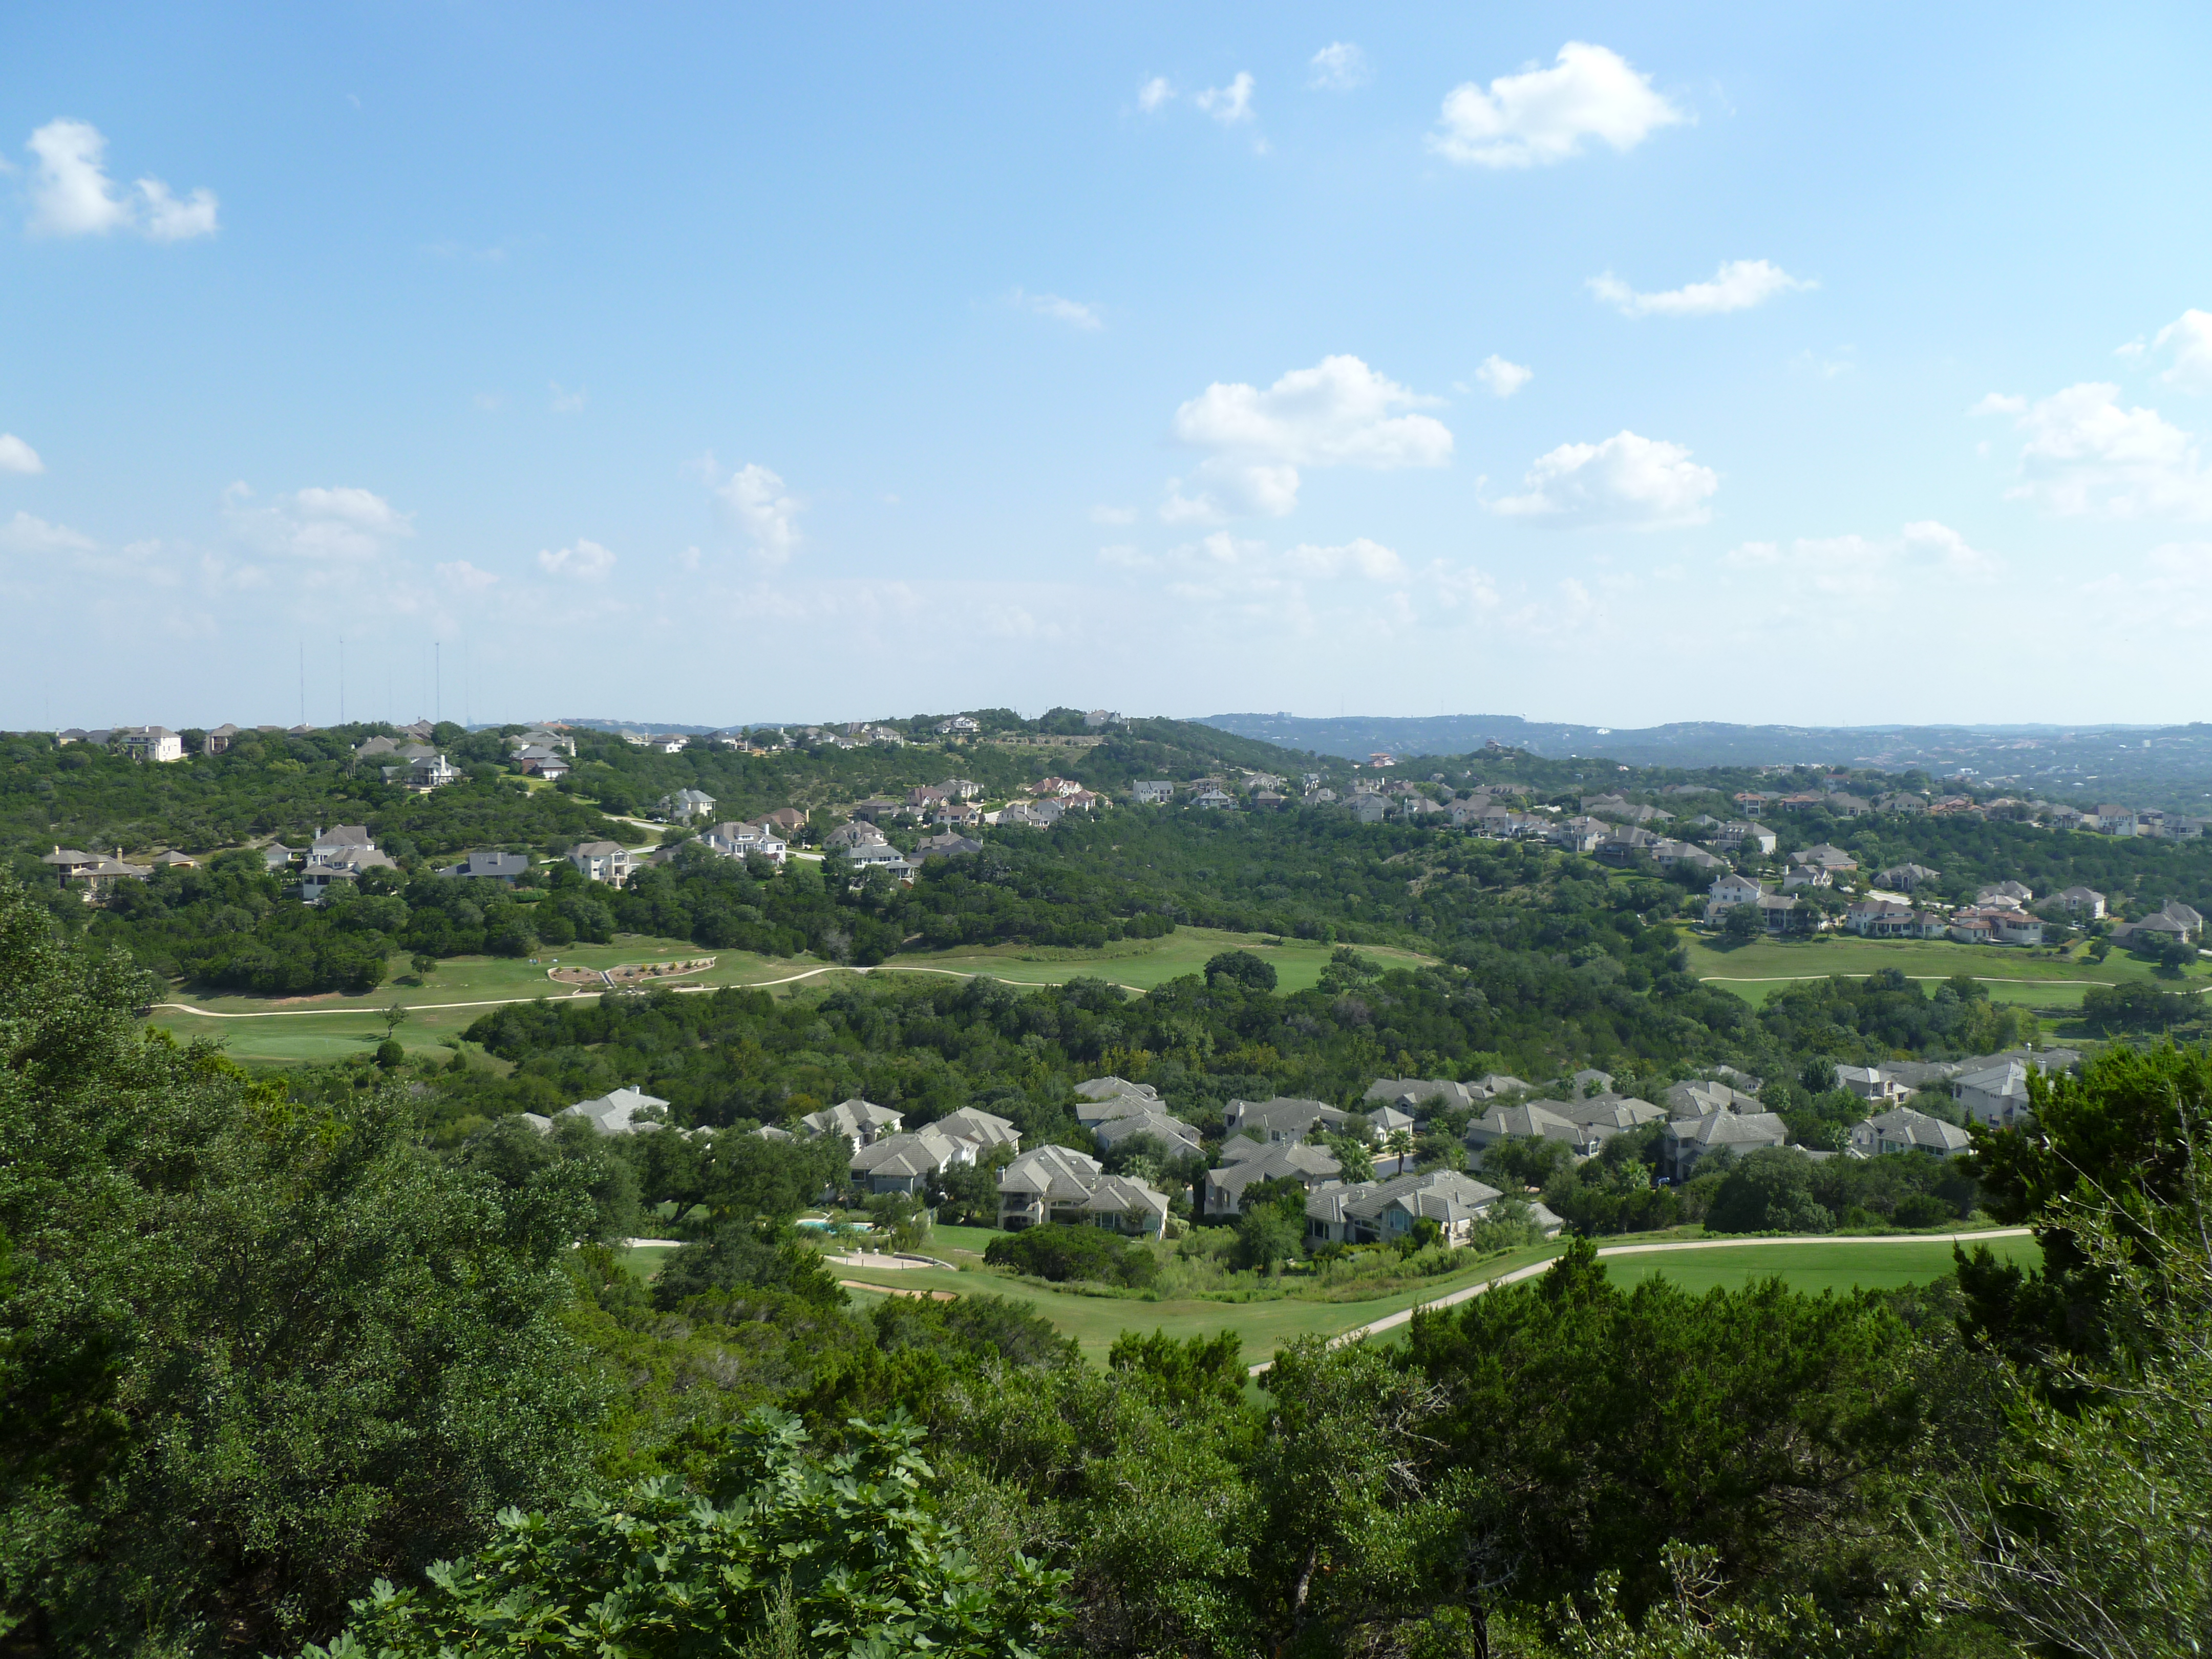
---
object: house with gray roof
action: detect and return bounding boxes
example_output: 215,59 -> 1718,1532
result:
798,1097 -> 905,1151
995,1145 -> 1169,1235
1306,1169 -> 1504,1247
1847,1108 -> 1970,1159
654,788 -> 717,821
850,1126 -> 975,1195
1552,1095 -> 1669,1134
1666,1078 -> 1766,1117
1093,1107 -> 1203,1157
439,849 -> 532,883
1203,1140 -> 1342,1217
930,1106 -> 1020,1153
1222,1096 -> 1364,1143
554,1086 -> 673,1136
568,840 -> 635,887
1464,1102 -> 1606,1159
1953,1061 -> 2034,1129
1660,1111 -> 1790,1181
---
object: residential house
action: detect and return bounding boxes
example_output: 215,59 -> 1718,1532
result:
553,1086 -> 672,1136
1362,1077 -> 1480,1113
301,825 -> 396,903
203,722 -> 241,754
935,715 -> 981,736
1083,709 -> 1121,727
1464,1102 -> 1605,1159
404,752 -> 459,789
1847,1108 -> 1970,1159
1094,1108 -> 1204,1157
1757,891 -> 1815,933
151,850 -> 198,869
2089,804 -> 2140,836
1666,1079 -> 1766,1118
1953,1061 -> 2033,1129
1877,791 -> 1929,814
1133,780 -> 1175,804
655,788 -> 717,821
1222,1097 -> 1363,1143
995,1145 -> 1167,1235
1976,881 -> 2034,905
1835,1064 -> 1912,1104
939,777 -> 983,800
1708,871 -> 1764,911
117,726 -> 185,763
933,800 -> 984,827
1792,843 -> 1860,872
851,1126 -> 976,1196
761,807 -> 807,835
906,785 -> 947,813
914,831 -> 983,859
440,849 -> 532,883
1029,776 -> 1086,798
261,842 -> 297,871
1545,818 -> 1606,854
1552,1095 -> 1669,1135
1202,1139 -> 1342,1217
2113,903 -> 2204,947
1659,1111 -> 1790,1181
40,846 -> 151,903
1075,1075 -> 1159,1103
568,841 -> 635,887
1825,792 -> 1874,816
1306,1170 -> 1505,1247
845,842 -> 916,878
826,820 -> 890,850
931,1107 -> 1021,1154
701,821 -> 789,864
798,1097 -> 904,1151
1876,863 -> 1942,893
1194,787 -> 1238,811
1652,838 -> 1727,874
1594,826 -> 1663,863
2054,885 -> 2107,918
1782,866 -> 1833,891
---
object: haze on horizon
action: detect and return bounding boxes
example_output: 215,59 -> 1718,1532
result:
5,4 -> 2211,731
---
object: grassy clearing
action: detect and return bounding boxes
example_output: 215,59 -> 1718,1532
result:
141,925 -> 1434,1065
1684,932 -> 2209,1010
1600,1233 -> 2040,1298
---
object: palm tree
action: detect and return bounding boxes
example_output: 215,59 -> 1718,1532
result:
1386,1128 -> 1415,1173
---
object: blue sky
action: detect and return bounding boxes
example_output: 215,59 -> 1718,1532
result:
6,4 -> 2211,731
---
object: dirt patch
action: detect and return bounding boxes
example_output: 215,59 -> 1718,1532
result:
548,956 -> 716,988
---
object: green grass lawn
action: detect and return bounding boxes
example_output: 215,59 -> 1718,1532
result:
141,925 -> 1433,1065
1684,931 -> 2209,1009
825,1229 -> 2035,1365
1599,1233 -> 2040,1297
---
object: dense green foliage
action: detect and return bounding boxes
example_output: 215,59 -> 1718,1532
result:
984,1223 -> 1160,1287
0,880 -> 598,1655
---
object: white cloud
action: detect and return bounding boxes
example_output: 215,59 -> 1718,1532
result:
1168,354 -> 1453,517
1309,43 -> 1371,91
1089,504 -> 1137,525
1982,382 -> 2212,518
1429,42 -> 1685,168
2152,309 -> 2212,393
25,118 -> 218,241
1473,354 -> 1534,398
1721,521 -> 2000,600
0,510 -> 95,556
1970,392 -> 2026,416
1283,538 -> 1406,580
436,559 -> 501,592
549,381 -> 588,413
223,483 -> 414,559
1195,73 -> 1256,125
1011,288 -> 1103,331
1137,77 -> 1175,114
1588,259 -> 1813,318
708,460 -> 803,563
537,539 -> 616,580
0,434 -> 44,474
1493,431 -> 1716,527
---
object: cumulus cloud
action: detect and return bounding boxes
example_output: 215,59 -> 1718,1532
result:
1167,354 -> 1453,517
1283,537 -> 1406,580
1980,382 -> 2212,518
0,434 -> 44,475
1309,42 -> 1371,91
1137,77 -> 1175,114
1011,288 -> 1103,331
1473,354 -> 1534,398
705,460 -> 803,563
0,509 -> 95,556
1722,521 -> 2000,599
25,118 -> 218,241
537,540 -> 616,579
1588,259 -> 1814,317
2151,309 -> 2212,393
436,560 -> 501,592
1195,73 -> 1256,125
1493,431 -> 1716,527
1429,42 -> 1684,168
224,483 -> 414,559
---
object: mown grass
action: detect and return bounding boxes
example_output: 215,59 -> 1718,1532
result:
140,925 -> 1433,1065
1684,931 -> 2209,1010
